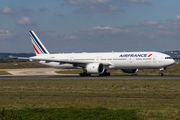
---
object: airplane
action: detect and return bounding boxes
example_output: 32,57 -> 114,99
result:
19,31 -> 175,76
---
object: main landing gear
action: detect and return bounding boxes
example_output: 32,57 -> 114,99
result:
79,69 -> 91,76
79,70 -> 111,76
159,68 -> 165,76
99,70 -> 111,76
79,72 -> 91,76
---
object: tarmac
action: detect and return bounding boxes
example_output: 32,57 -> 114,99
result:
0,68 -> 179,79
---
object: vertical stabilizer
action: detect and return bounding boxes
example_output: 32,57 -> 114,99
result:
29,31 -> 49,55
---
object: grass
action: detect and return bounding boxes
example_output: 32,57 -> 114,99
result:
1,79 -> 180,119
0,107 -> 139,120
0,71 -> 11,75
0,62 -> 48,69
0,62 -> 180,119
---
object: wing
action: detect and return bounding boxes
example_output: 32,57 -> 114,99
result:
18,57 -> 110,66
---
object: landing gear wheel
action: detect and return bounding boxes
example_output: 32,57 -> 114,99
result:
159,73 -> 163,76
79,73 -> 83,76
107,72 -> 110,76
159,68 -> 164,76
99,72 -> 111,76
79,73 -> 91,77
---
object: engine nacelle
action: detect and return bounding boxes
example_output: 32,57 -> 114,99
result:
121,69 -> 138,73
86,63 -> 105,74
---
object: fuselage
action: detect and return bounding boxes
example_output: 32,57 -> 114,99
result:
31,51 -> 175,70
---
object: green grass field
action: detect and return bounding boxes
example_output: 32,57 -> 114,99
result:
0,107 -> 139,120
1,79 -> 180,119
0,71 -> 11,75
0,62 -> 180,119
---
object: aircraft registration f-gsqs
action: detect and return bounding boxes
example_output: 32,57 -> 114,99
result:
19,31 -> 175,76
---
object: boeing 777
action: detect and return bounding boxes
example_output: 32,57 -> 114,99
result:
19,31 -> 175,76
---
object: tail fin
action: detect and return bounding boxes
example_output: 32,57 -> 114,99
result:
29,31 -> 49,55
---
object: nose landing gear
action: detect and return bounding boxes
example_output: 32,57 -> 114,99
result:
159,68 -> 166,76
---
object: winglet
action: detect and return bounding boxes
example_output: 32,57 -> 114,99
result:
29,31 -> 49,55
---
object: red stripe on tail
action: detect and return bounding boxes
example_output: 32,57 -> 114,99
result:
32,44 -> 40,54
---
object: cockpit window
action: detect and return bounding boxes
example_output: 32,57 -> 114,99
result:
165,57 -> 172,59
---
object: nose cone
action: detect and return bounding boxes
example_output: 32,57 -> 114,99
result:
170,59 -> 176,65
172,59 -> 176,64
164,58 -> 176,67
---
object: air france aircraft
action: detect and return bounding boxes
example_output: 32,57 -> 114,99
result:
19,31 -> 175,76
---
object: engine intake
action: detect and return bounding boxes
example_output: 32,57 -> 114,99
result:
121,69 -> 138,73
86,63 -> 105,74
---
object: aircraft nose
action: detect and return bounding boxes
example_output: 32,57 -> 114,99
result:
169,59 -> 176,65
171,59 -> 176,65
165,58 -> 176,66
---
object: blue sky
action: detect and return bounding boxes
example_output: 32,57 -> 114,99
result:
0,0 -> 180,53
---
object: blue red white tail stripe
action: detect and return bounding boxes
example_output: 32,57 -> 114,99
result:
31,36 -> 44,54
29,31 -> 49,55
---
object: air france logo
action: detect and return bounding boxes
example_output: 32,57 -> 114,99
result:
148,54 -> 152,57
119,54 -> 153,57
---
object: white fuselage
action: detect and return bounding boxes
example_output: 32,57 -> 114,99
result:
31,51 -> 175,70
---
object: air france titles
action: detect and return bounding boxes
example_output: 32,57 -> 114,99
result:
119,54 -> 148,57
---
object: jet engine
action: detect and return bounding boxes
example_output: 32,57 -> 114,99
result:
86,63 -> 105,74
121,69 -> 138,73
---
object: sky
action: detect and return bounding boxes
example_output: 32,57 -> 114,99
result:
0,0 -> 180,53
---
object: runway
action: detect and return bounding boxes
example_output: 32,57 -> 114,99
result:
0,68 -> 179,79
0,74 -> 180,79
